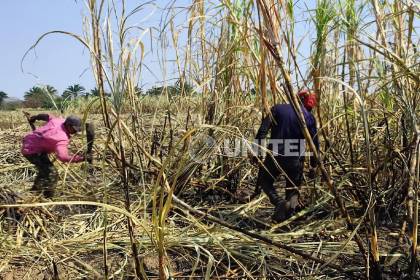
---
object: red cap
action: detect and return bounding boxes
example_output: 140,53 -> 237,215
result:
298,89 -> 317,110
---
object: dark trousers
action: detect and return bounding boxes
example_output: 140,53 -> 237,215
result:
24,153 -> 58,198
256,155 -> 303,209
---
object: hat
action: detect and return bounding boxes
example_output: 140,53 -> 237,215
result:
298,89 -> 317,110
64,116 -> 82,132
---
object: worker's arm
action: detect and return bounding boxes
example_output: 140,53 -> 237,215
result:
255,110 -> 274,140
308,115 -> 319,168
55,141 -> 84,163
251,108 -> 274,162
29,113 -> 50,123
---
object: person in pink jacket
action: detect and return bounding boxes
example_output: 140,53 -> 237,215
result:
21,113 -> 85,197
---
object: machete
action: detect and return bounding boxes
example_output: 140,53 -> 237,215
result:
85,122 -> 95,164
23,111 -> 35,131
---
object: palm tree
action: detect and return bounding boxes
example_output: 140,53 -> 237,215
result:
146,86 -> 164,96
24,85 -> 58,108
62,84 -> 86,100
0,91 -> 8,106
90,87 -> 100,97
43,85 -> 59,109
24,86 -> 47,108
134,86 -> 143,96
44,85 -> 58,96
90,87 -> 110,97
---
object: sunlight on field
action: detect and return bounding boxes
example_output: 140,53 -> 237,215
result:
0,0 -> 419,279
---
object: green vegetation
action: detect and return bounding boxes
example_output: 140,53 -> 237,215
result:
62,84 -> 87,100
0,91 -> 8,106
23,85 -> 58,108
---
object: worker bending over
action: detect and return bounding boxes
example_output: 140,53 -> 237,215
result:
253,90 -> 319,222
21,114 -> 85,197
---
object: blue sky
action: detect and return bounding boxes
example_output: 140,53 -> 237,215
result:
0,0 -> 192,98
1,0 -> 93,98
0,0 -> 317,99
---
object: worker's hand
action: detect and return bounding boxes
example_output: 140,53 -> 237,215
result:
28,116 -> 36,124
72,151 -> 84,162
308,168 -> 316,180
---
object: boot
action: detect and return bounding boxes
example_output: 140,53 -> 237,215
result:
30,183 -> 42,193
40,167 -> 58,198
272,200 -> 292,223
250,185 -> 262,200
288,194 -> 299,214
43,188 -> 55,198
262,184 -> 288,222
30,176 -> 43,193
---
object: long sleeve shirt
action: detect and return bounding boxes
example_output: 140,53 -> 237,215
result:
255,104 -> 319,167
21,115 -> 84,163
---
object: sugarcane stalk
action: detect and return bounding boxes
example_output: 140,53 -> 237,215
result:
88,0 -> 111,130
255,0 -> 367,259
116,117 -> 144,279
409,131 -> 419,276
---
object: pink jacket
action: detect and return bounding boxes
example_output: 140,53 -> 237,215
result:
21,115 -> 84,163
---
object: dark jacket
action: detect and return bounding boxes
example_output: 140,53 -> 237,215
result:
255,104 -> 319,167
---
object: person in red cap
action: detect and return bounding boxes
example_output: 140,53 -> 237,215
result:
21,113 -> 85,197
298,89 -> 317,110
251,89 -> 319,222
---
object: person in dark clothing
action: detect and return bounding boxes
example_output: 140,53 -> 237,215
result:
252,90 -> 319,222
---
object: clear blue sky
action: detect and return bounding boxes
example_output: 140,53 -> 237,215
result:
0,0 -> 316,99
1,0 -> 94,98
0,0 -> 192,98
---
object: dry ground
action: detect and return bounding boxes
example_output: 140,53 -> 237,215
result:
0,110 -> 417,279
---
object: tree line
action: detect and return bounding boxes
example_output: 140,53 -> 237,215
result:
0,79 -> 194,110
22,84 -> 99,108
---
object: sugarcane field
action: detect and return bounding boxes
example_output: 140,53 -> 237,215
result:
0,0 -> 419,279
